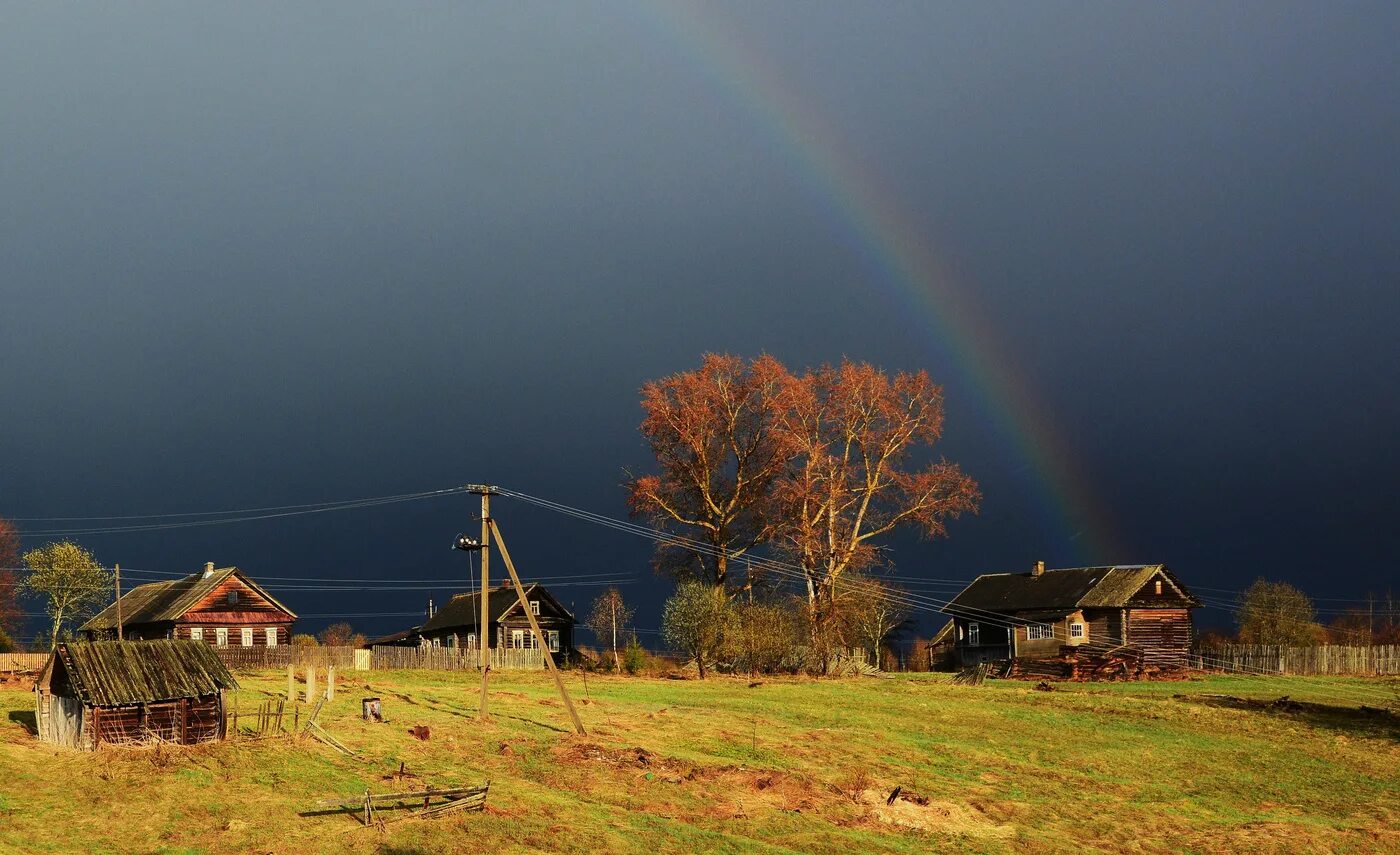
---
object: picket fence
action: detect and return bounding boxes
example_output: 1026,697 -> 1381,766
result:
1194,644 -> 1400,676
370,644 -> 546,671
0,653 -> 49,672
214,645 -> 367,671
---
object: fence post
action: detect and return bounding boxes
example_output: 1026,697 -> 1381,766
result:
305,665 -> 316,703
287,664 -> 294,700
327,665 -> 335,701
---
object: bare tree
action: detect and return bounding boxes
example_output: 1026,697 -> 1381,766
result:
584,587 -> 634,671
1236,579 -> 1323,646
839,575 -> 913,664
628,354 -> 793,590
774,361 -> 979,641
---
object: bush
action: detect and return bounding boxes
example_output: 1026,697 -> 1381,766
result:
290,634 -> 319,647
662,582 -> 734,679
622,635 -> 646,675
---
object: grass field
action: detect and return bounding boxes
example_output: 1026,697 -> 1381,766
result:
0,669 -> 1395,854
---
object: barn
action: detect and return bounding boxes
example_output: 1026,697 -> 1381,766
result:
81,562 -> 297,647
944,562 -> 1200,670
34,639 -> 237,748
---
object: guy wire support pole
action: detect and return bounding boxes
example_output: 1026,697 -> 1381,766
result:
488,517 -> 586,736
468,484 -> 498,721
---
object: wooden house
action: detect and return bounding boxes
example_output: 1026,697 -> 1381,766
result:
34,639 -> 237,748
944,562 -> 1200,669
81,562 -> 297,647
408,583 -> 575,655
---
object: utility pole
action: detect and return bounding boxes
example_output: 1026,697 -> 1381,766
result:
114,563 -> 123,641
468,484 -> 498,721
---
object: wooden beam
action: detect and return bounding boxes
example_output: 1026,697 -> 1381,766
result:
488,519 -> 586,736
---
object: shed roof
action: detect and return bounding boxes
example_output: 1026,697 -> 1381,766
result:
44,640 -> 238,706
944,565 -> 1199,615
82,566 -> 297,631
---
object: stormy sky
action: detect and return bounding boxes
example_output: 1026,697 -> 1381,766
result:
2,2 -> 1397,643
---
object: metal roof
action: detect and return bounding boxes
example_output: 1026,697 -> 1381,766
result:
82,566 -> 297,631
43,640 -> 238,706
944,564 -> 1199,615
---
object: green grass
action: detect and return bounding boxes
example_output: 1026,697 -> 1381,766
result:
0,670 -> 1395,854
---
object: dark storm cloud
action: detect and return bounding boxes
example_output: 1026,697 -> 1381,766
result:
2,2 -> 1396,638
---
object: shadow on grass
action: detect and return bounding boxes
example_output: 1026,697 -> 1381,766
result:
377,847 -> 435,855
1177,693 -> 1400,740
7,710 -> 36,735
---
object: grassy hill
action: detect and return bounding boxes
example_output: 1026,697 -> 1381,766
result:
0,669 -> 1395,854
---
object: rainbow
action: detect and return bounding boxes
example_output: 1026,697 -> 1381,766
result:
633,3 -> 1122,564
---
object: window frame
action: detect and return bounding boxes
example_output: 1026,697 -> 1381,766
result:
530,600 -> 541,616
227,589 -> 239,606
547,630 -> 560,652
189,627 -> 203,642
265,627 -> 278,647
511,629 -> 525,649
215,627 -> 228,647
967,622 -> 980,646
1069,622 -> 1086,639
240,627 -> 254,647
1027,623 -> 1056,641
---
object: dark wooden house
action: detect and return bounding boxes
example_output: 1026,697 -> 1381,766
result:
81,562 -> 297,648
408,583 -> 575,655
944,563 -> 1200,669
34,639 -> 237,748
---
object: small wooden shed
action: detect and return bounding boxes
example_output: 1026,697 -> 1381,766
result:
34,639 -> 238,749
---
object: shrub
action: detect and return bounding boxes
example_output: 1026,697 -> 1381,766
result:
622,635 -> 646,675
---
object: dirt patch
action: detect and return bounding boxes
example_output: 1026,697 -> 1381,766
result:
859,789 -> 1014,837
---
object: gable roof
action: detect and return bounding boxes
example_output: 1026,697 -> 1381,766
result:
41,640 -> 238,706
419,583 -> 574,634
944,564 -> 1199,615
81,566 -> 297,631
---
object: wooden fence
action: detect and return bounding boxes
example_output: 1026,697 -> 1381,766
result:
1194,644 -> 1400,676
213,646 -> 367,671
370,645 -> 546,671
0,653 -> 49,672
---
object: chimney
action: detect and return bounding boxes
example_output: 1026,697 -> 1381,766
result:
1032,560 -> 1045,577
203,561 -> 215,578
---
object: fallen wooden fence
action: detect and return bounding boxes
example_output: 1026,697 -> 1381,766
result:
309,782 -> 490,825
1194,644 -> 1400,676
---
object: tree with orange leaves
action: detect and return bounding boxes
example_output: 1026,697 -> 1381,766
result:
773,360 -> 980,639
627,354 -> 793,590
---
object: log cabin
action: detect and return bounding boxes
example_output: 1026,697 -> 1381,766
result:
376,583 -> 575,656
944,562 -> 1200,670
34,639 -> 237,748
81,563 -> 297,648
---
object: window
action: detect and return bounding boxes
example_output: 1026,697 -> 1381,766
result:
467,633 -> 476,650
511,629 -> 525,649
227,590 -> 239,605
967,622 -> 980,646
266,628 -> 278,647
530,600 -> 541,616
1069,623 -> 1085,639
1154,580 -> 1163,595
547,630 -> 560,653
189,627 -> 203,642
241,627 -> 253,647
215,627 -> 228,647
1027,624 -> 1055,641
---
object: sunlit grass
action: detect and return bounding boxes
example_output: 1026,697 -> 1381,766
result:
0,669 -> 1394,853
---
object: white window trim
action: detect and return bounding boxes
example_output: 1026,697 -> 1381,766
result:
530,600 -> 541,615
265,627 -> 278,647
241,627 -> 254,647
547,630 -> 560,652
1070,623 -> 1086,639
967,622 -> 980,646
189,627 -> 203,641
511,629 -> 525,649
215,627 -> 228,647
